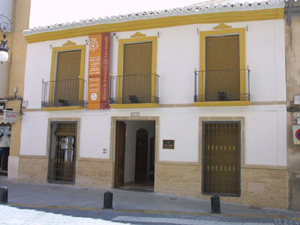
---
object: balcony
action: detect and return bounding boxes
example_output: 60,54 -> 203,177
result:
42,78 -> 86,109
194,69 -> 250,106
109,74 -> 160,108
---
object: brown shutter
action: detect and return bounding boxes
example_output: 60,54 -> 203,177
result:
122,42 -> 152,103
205,35 -> 240,101
54,50 -> 81,106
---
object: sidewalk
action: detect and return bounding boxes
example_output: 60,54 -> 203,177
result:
0,176 -> 299,219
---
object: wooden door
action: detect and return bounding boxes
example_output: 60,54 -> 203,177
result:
135,128 -> 148,182
149,137 -> 155,181
115,121 -> 126,187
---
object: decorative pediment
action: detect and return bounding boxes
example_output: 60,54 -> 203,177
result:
213,23 -> 232,30
130,32 -> 146,38
63,40 -> 76,46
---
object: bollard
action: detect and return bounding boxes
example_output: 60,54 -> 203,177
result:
0,186 -> 8,204
103,191 -> 113,209
211,195 -> 221,214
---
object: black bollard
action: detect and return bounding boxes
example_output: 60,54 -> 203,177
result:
103,191 -> 113,209
0,186 -> 8,204
211,195 -> 221,214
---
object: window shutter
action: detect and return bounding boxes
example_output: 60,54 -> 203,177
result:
205,35 -> 240,101
123,42 -> 152,103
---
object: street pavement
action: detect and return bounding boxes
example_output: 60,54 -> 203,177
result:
1,176 -> 300,225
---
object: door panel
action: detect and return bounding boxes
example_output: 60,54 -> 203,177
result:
115,121 -> 126,187
135,128 -> 148,182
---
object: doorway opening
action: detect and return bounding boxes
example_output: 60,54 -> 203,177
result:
114,120 -> 156,192
48,122 -> 77,184
0,124 -> 11,176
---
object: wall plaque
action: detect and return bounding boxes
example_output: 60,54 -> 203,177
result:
163,140 -> 175,149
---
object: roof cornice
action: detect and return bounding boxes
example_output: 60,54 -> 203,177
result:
24,0 -> 285,43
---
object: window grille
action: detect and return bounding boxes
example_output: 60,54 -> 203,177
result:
48,122 -> 77,183
202,121 -> 241,196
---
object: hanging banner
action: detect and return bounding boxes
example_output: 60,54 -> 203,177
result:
87,33 -> 110,110
100,33 -> 110,110
88,34 -> 102,109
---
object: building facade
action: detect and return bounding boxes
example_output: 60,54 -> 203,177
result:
21,1 -> 287,209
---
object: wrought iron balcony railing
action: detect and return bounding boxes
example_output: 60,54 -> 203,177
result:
109,74 -> 160,104
194,69 -> 250,102
42,78 -> 86,108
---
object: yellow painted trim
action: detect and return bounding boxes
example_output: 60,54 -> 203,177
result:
194,101 -> 250,107
25,8 -> 284,43
63,40 -> 76,46
213,23 -> 232,29
117,36 -> 157,105
130,32 -> 146,38
199,28 -> 246,102
42,106 -> 84,111
110,103 -> 159,108
49,45 -> 86,108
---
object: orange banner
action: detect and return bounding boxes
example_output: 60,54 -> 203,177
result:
88,34 -> 102,109
100,33 -> 110,110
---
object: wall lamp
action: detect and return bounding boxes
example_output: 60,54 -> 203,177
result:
0,14 -> 12,63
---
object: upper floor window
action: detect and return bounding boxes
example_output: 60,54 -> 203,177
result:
195,28 -> 250,106
42,45 -> 86,109
110,36 -> 159,108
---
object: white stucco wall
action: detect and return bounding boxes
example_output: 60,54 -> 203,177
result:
21,18 -> 287,167
24,19 -> 286,107
20,105 -> 287,166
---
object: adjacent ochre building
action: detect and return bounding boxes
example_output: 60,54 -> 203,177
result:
285,0 -> 300,211
10,0 -> 291,209
0,0 -> 31,179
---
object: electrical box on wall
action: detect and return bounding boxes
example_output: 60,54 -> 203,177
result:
293,125 -> 300,145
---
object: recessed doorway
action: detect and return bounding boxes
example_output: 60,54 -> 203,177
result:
114,120 -> 156,192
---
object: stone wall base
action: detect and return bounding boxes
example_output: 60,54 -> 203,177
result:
18,156 -> 48,184
76,159 -> 112,188
155,163 -> 288,209
18,156 -> 113,188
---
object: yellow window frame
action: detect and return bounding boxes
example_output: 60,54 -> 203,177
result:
47,45 -> 86,110
198,28 -> 248,106
115,36 -> 157,107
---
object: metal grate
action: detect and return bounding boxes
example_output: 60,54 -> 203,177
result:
194,69 -> 250,102
109,74 -> 160,104
202,121 -> 241,196
48,122 -> 77,184
42,78 -> 86,108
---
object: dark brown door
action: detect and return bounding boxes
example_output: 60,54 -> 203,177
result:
115,121 -> 126,187
135,128 -> 148,182
149,137 -> 155,181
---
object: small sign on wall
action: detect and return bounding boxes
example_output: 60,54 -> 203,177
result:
163,140 -> 175,149
293,125 -> 300,145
